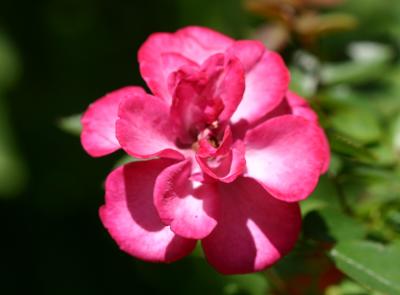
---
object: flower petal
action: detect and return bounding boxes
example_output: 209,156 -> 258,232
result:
99,159 -> 196,263
176,26 -> 234,62
138,26 -> 233,102
217,57 -> 246,123
286,91 -> 318,122
170,54 -> 244,143
226,40 -> 265,71
231,50 -> 290,124
154,160 -> 219,240
245,115 -> 326,202
196,127 -> 246,183
197,142 -> 246,183
81,86 -> 145,157
116,91 -> 184,160
202,177 -> 301,274
286,92 -> 330,173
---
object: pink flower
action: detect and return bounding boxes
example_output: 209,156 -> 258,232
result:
81,26 -> 330,274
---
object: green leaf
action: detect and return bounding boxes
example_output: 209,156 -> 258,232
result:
289,67 -> 318,98
113,154 -> 141,168
303,208 -> 366,242
0,96 -> 27,197
327,131 -> 375,161
0,31 -> 20,89
392,114 -> 400,158
301,175 -> 341,215
347,42 -> 394,64
328,153 -> 344,177
330,108 -> 381,144
58,113 -> 82,136
224,273 -> 268,295
368,139 -> 397,166
330,240 -> 400,295
326,279 -> 380,295
320,42 -> 393,86
320,61 -> 389,85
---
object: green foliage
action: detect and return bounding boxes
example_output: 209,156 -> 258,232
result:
0,33 -> 26,197
57,113 -> 82,136
303,208 -> 366,242
331,241 -> 400,295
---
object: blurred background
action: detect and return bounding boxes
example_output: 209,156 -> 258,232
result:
1,0 -> 400,294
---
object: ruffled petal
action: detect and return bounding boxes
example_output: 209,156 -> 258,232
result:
99,159 -> 196,263
226,40 -> 265,71
202,177 -> 301,274
170,54 -> 244,143
138,26 -> 233,102
116,91 -> 184,160
231,51 -> 290,125
154,160 -> 219,240
81,86 -> 145,157
244,115 -> 326,202
196,126 -> 246,183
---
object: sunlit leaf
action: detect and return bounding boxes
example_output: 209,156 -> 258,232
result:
330,108 -> 381,144
326,279 -> 380,295
392,114 -> 400,158
331,241 -> 400,295
347,42 -> 393,64
320,61 -> 389,85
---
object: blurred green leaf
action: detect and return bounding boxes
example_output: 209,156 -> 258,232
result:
301,175 -> 341,215
58,113 -> 82,136
326,279 -> 380,295
289,67 -> 318,97
0,31 -> 20,89
321,42 -> 393,85
0,97 -> 27,197
328,131 -> 375,161
320,61 -> 389,85
319,85 -> 369,109
392,114 -> 400,159
335,0 -> 400,37
304,208 -> 366,242
331,240 -> 400,295
0,33 -> 26,197
369,140 -> 397,166
224,273 -> 268,295
328,153 -> 344,177
347,42 -> 394,64
113,154 -> 142,168
330,107 -> 381,144
289,51 -> 320,97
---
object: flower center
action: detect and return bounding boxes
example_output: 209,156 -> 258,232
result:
190,121 -> 221,152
